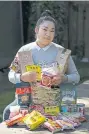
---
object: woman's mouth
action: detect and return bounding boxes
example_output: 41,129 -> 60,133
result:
44,37 -> 50,40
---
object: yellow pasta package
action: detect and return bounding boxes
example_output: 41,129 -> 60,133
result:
44,105 -> 60,116
23,110 -> 46,130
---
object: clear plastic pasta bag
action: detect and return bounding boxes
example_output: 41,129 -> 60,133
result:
31,63 -> 61,107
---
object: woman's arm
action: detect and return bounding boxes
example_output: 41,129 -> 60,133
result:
8,50 -> 21,84
66,56 -> 80,84
8,69 -> 37,84
51,56 -> 80,85
8,69 -> 21,84
8,48 -> 37,84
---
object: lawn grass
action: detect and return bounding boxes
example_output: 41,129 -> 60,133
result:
0,88 -> 15,122
75,61 -> 89,83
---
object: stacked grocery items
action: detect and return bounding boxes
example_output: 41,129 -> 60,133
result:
4,50 -> 86,133
5,109 -> 87,133
60,83 -> 85,117
17,50 -> 71,112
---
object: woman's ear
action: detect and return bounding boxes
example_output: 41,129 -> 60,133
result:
35,26 -> 39,34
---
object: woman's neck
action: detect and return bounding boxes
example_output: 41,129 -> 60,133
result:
36,40 -> 49,48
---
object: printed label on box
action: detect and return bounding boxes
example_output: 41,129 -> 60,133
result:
25,65 -> 42,81
44,106 -> 60,115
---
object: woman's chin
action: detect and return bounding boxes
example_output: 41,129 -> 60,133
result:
43,41 -> 51,46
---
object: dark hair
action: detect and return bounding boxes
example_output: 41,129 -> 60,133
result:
36,10 -> 56,27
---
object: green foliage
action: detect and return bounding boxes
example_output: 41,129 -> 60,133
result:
23,1 -> 86,55
73,44 -> 85,60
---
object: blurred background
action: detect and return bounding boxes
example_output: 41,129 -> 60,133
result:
0,1 -> 89,122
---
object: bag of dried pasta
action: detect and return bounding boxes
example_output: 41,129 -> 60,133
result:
31,63 -> 61,115
22,110 -> 46,130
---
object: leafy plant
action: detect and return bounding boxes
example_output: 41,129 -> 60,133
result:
73,44 -> 85,60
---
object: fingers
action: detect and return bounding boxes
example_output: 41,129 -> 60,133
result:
51,75 -> 62,85
29,72 -> 37,82
20,72 -> 37,83
21,71 -> 63,85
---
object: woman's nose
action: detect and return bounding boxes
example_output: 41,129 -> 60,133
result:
45,31 -> 50,37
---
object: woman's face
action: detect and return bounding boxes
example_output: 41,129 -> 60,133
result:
35,21 -> 55,47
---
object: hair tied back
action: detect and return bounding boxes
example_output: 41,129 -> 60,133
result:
41,10 -> 52,17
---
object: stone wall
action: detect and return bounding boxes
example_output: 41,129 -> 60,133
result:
0,1 -> 23,90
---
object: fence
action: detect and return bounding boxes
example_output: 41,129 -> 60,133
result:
68,1 -> 89,59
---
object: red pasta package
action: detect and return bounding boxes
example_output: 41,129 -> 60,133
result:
41,62 -> 59,87
43,118 -> 62,133
6,113 -> 24,127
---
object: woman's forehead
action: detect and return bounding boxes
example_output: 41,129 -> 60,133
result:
40,21 -> 55,28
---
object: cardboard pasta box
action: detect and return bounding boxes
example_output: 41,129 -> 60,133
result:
60,83 -> 77,105
56,48 -> 71,74
18,51 -> 41,81
18,51 -> 34,73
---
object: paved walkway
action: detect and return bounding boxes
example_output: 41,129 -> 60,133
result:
0,81 -> 89,134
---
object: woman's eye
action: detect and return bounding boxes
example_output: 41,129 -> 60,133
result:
51,31 -> 54,32
43,29 -> 47,31
42,28 -> 54,33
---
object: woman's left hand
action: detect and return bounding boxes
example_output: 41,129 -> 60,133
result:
51,73 -> 65,85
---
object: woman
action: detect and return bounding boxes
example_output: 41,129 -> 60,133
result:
3,10 -> 80,121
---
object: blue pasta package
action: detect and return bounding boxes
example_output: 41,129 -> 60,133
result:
60,83 -> 77,105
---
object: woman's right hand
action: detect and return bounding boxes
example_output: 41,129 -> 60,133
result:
20,72 -> 37,83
